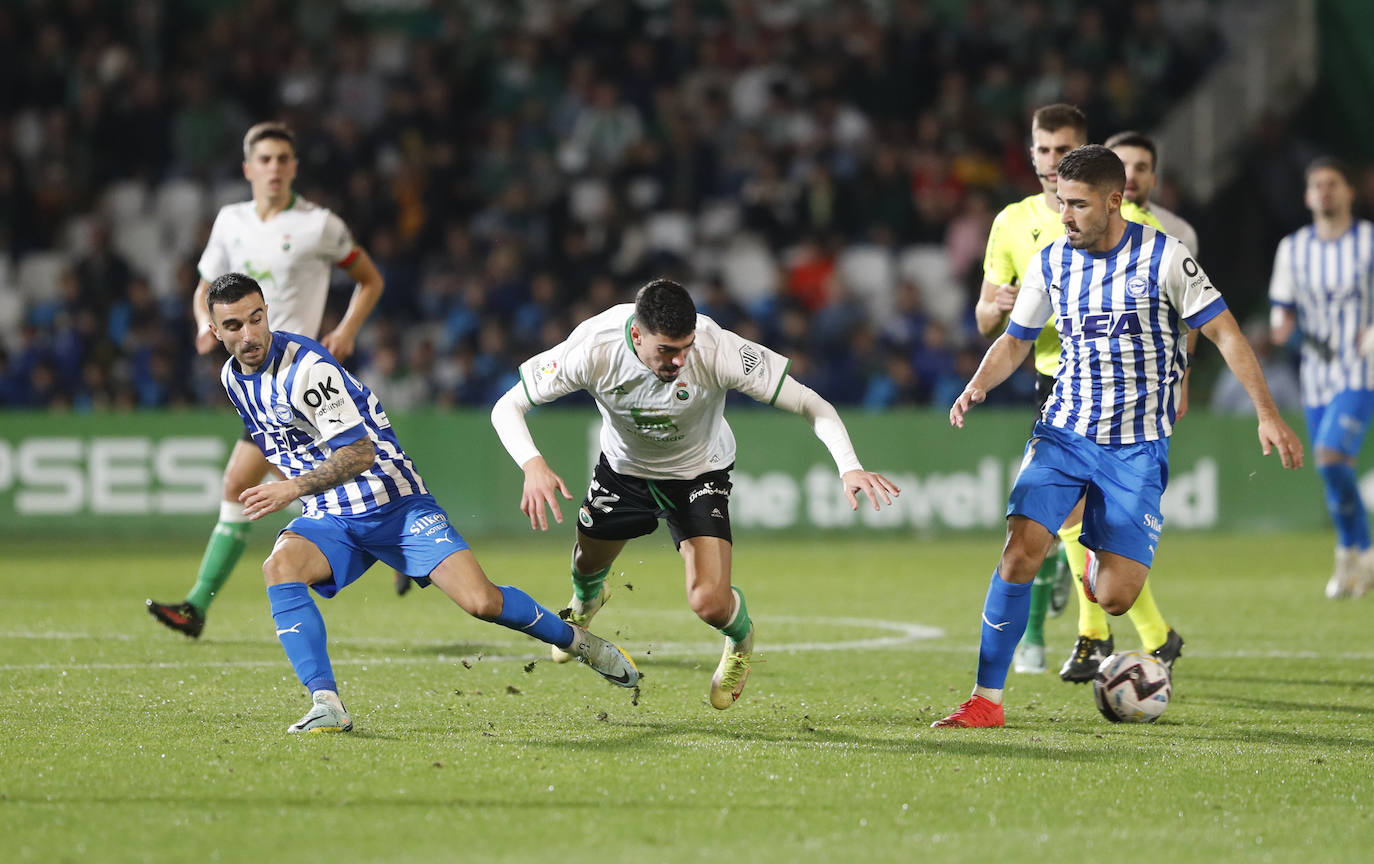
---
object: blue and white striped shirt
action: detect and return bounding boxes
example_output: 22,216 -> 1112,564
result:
1268,220 -> 1374,407
221,331 -> 427,516
1008,222 -> 1227,444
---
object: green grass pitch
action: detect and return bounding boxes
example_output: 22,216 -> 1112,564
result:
3,530 -> 1373,863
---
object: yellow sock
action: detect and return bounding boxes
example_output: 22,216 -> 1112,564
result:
1061,522 -> 1110,640
1127,580 -> 1169,652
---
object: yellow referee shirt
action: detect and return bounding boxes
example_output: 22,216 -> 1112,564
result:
982,193 -> 1163,375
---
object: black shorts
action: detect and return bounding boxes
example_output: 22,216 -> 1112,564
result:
240,426 -> 254,443
576,455 -> 734,548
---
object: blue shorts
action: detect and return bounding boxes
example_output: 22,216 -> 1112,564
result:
282,494 -> 470,598
1007,422 -> 1170,567
1304,390 -> 1374,458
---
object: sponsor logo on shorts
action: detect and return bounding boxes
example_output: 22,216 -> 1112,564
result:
1143,513 -> 1163,532
689,482 -> 729,504
711,508 -> 723,518
410,512 -> 452,538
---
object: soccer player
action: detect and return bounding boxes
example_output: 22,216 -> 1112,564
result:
934,145 -> 1302,728
1269,157 -> 1374,598
147,122 -> 384,637
489,279 -> 900,710
975,105 -> 1182,682
202,272 -> 638,732
1107,130 -> 1200,256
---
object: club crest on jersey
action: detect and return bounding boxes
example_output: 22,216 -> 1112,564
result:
273,403 -> 293,423
578,506 -> 593,527
675,385 -> 690,401
1126,275 -> 1153,298
1059,311 -> 1143,340
281,233 -> 292,251
739,344 -> 762,376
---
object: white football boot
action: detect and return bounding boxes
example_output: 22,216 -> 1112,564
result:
566,624 -> 639,688
1327,547 -> 1359,599
287,691 -> 353,733
1013,640 -> 1047,674
551,589 -> 610,663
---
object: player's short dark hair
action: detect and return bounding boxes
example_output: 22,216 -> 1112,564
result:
1056,144 -> 1126,192
1306,156 -> 1353,185
242,121 -> 296,161
634,278 -> 697,338
1031,103 -> 1088,137
206,272 -> 265,313
1104,130 -> 1157,169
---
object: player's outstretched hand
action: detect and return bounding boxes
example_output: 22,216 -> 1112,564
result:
949,385 -> 986,428
992,283 -> 1019,312
240,479 -> 302,521
1257,416 -> 1304,469
520,455 -> 572,531
842,470 -> 901,511
320,328 -> 357,361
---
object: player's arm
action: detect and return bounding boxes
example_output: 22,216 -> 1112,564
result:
1270,305 -> 1297,347
1200,309 -> 1303,469
239,437 -> 376,520
191,278 -> 219,354
974,278 -> 1019,337
950,332 -> 1034,428
491,384 -> 573,531
1268,237 -> 1298,346
320,247 -> 385,362
771,377 -> 900,511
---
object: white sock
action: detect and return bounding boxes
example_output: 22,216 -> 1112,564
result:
972,686 -> 1003,705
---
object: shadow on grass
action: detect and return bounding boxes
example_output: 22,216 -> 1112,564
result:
507,715 -> 1105,762
1186,670 -> 1374,690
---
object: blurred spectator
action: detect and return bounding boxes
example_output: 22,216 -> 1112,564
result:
0,0 -> 1229,412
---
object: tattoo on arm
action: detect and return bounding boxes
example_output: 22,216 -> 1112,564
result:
294,438 -> 376,498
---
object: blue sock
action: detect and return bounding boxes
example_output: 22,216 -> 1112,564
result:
1318,463 -> 1371,550
975,570 -> 1034,690
267,583 -> 335,693
494,585 -> 575,648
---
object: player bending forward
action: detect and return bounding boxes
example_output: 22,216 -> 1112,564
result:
933,146 -> 1303,729
205,272 -> 637,733
491,279 -> 900,709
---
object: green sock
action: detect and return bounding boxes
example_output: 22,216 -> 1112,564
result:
185,520 -> 250,615
1023,552 -> 1057,645
719,586 -> 752,644
571,551 -> 610,603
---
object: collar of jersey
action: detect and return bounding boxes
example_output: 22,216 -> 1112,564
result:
623,313 -> 636,354
1079,220 -> 1141,259
229,331 -> 283,380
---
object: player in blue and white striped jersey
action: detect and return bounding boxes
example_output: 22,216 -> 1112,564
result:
933,146 -> 1303,729
205,272 -> 639,733
1269,157 -> 1374,598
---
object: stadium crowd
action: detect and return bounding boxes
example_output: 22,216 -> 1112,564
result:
0,0 -> 1225,412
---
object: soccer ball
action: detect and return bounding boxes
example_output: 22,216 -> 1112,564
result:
1092,650 -> 1171,723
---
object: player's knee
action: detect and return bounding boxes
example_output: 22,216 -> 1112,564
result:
463,588 -> 503,621
687,587 -> 731,626
1098,593 -> 1132,616
222,474 -> 251,501
262,553 -> 297,586
997,547 -> 1042,583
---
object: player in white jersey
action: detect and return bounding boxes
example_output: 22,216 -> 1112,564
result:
933,146 -> 1302,728
202,272 -> 637,732
490,279 -> 900,709
1269,157 -> 1374,598
147,122 -> 384,638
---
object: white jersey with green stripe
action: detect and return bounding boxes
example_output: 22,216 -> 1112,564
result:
516,304 -> 791,480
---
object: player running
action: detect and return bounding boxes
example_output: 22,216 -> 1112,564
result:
1269,157 -> 1374,598
147,122 -> 384,638
975,105 -> 1183,682
202,272 -> 637,732
490,279 -> 900,709
934,145 -> 1302,728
